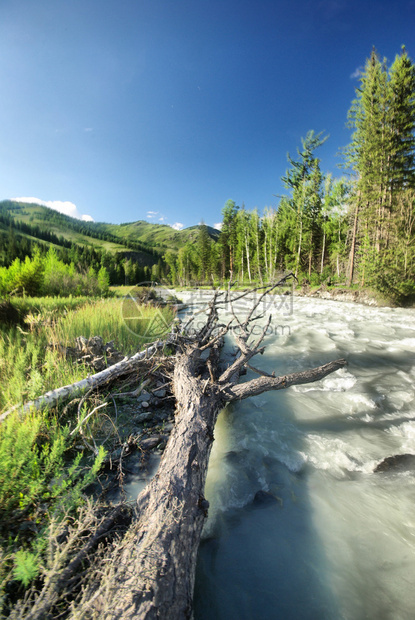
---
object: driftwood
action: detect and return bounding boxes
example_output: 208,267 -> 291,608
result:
0,340 -> 167,423
64,279 -> 346,620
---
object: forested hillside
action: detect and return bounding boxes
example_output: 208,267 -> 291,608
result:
165,47 -> 415,304
0,201 -> 218,291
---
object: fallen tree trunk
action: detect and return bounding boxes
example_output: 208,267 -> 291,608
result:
85,349 -> 224,619
0,340 -> 166,423
69,280 -> 346,620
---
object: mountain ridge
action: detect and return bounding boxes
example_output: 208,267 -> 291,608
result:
0,200 -> 219,258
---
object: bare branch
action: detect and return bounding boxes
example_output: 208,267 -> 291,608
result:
246,364 -> 275,378
222,358 -> 347,401
240,273 -> 295,329
70,402 -> 108,438
199,319 -> 233,352
111,379 -> 150,399
250,313 -> 272,350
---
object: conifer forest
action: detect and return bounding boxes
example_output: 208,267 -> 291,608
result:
166,47 -> 415,304
1,47 -> 415,304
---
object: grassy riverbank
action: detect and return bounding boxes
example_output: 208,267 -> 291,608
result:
0,294 -> 175,615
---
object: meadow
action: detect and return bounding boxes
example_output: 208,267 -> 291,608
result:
0,293 -> 175,614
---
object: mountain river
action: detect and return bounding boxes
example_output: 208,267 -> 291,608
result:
174,290 -> 415,620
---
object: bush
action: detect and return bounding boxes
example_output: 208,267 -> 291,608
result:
0,248 -> 110,298
309,271 -> 321,287
0,408 -> 106,592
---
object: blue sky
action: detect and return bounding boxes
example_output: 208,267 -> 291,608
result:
1,0 -> 414,229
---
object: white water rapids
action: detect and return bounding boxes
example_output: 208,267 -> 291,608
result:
177,291 -> 415,620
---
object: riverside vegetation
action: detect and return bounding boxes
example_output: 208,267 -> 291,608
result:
2,48 -> 415,306
0,293 -> 175,616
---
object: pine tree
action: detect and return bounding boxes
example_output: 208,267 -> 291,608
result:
345,46 -> 415,294
388,48 -> 415,196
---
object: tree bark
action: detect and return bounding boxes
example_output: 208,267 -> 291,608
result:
347,196 -> 360,287
84,347 -> 223,619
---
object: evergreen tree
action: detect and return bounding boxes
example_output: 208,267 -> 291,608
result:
388,48 -> 415,196
345,46 -> 415,293
346,48 -> 389,282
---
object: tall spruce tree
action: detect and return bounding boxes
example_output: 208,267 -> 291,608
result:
196,221 -> 211,282
345,46 -> 415,294
388,48 -> 415,196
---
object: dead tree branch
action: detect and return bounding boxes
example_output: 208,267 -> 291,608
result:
0,340 -> 167,423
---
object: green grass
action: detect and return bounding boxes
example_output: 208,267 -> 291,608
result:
0,293 -> 173,610
0,405 -> 106,604
52,297 -> 176,355
11,295 -> 89,316
0,327 -> 86,413
0,296 -> 175,414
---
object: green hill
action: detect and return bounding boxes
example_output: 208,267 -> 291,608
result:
0,199 -> 220,287
99,221 -> 219,252
0,200 -> 219,257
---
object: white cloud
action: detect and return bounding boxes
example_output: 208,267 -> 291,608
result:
171,222 -> 184,231
350,67 -> 362,79
213,222 -> 222,230
146,211 -> 159,219
13,197 -> 94,222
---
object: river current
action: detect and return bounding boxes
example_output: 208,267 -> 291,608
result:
177,291 -> 415,620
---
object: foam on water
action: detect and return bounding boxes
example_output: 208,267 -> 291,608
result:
195,294 -> 415,620
387,420 -> 415,453
302,433 -> 378,476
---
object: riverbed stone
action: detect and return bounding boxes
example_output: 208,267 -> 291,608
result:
140,436 -> 162,451
138,392 -> 151,403
374,453 -> 415,473
153,388 -> 167,398
134,411 -> 154,423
